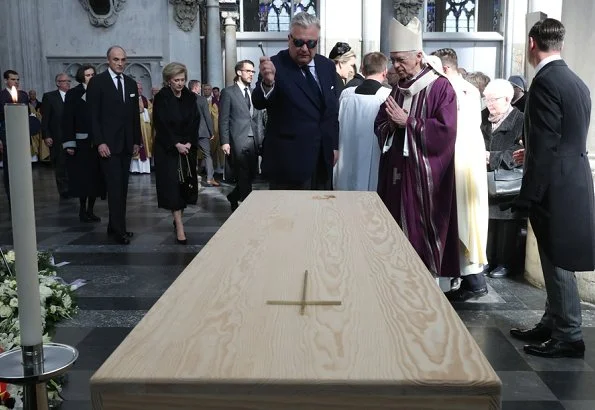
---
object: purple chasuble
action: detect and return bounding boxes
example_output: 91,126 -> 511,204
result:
374,67 -> 460,277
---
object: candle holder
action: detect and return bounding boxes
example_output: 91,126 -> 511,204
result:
0,343 -> 78,410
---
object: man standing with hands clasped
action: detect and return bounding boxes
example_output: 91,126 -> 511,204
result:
87,45 -> 141,245
509,19 -> 594,359
252,12 -> 339,190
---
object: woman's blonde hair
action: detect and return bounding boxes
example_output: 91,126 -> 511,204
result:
332,49 -> 356,65
162,62 -> 187,87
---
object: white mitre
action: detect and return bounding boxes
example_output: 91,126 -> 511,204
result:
389,17 -> 423,52
389,17 -> 444,77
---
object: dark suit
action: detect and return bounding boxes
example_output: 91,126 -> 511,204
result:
0,88 -> 29,201
41,89 -> 69,196
252,50 -> 339,189
345,73 -> 365,89
519,58 -> 594,342
87,69 -> 141,236
219,83 -> 264,204
196,94 -> 215,181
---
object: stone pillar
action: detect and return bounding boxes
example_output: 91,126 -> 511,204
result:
0,0 -> 47,93
361,0 -> 381,56
379,0 -> 395,57
524,0 -> 595,303
206,0 -> 223,88
222,11 -> 239,87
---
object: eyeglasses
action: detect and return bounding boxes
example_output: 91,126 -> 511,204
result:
290,35 -> 318,49
485,96 -> 505,104
390,55 -> 412,65
241,69 -> 256,74
58,80 -> 72,83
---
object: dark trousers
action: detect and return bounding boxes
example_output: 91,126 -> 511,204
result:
100,153 -> 131,235
538,245 -> 583,342
49,143 -> 69,195
2,149 -> 8,202
198,137 -> 215,181
227,138 -> 258,203
487,219 -> 525,273
269,145 -> 331,190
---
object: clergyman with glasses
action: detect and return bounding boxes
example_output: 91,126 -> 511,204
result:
374,17 -> 459,290
252,12 -> 339,190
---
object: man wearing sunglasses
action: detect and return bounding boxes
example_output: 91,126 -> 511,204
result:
252,12 -> 339,190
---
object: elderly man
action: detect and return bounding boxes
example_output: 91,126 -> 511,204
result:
253,12 -> 339,190
431,48 -> 490,302
335,52 -> 390,191
510,19 -> 594,359
374,18 -> 459,289
42,72 -> 72,198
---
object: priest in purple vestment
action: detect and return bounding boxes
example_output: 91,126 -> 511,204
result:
374,17 -> 460,287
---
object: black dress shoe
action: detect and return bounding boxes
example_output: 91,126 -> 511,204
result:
446,287 -> 488,302
489,265 -> 508,278
79,213 -> 92,223
524,338 -> 585,358
107,226 -> 133,237
510,323 -> 552,343
86,213 -> 101,222
176,237 -> 187,245
114,234 -> 131,245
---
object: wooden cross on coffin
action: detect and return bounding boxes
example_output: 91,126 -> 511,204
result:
266,270 -> 342,315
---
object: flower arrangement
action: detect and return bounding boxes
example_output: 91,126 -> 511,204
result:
0,250 -> 79,409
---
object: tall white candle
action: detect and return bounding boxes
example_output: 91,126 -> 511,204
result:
4,88 -> 43,347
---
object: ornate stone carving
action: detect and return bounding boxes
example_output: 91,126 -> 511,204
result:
79,0 -> 127,27
393,0 -> 425,25
170,0 -> 203,32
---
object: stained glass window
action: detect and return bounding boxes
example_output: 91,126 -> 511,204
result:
242,0 -> 317,32
425,0 -> 500,33
444,0 -> 475,32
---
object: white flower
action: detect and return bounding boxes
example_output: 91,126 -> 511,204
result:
9,298 -> 18,308
49,305 -> 57,314
39,284 -> 53,303
62,294 -> 72,309
0,305 -> 12,318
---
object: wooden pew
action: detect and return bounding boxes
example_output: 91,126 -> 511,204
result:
90,191 -> 501,410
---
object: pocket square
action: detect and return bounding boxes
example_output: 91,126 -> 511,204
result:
129,93 -> 136,97
331,86 -> 335,90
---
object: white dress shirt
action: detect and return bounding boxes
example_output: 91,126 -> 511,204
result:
108,67 -> 126,100
59,90 -> 66,102
534,54 -> 562,76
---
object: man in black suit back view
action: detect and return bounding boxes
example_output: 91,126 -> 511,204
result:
510,19 -> 594,359
87,45 -> 141,245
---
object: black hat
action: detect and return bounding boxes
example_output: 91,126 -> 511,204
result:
329,42 -> 351,60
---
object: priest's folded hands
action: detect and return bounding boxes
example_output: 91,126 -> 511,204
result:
385,95 -> 408,127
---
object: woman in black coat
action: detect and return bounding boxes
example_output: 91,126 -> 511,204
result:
62,64 -> 106,222
153,62 -> 200,244
481,79 -> 525,278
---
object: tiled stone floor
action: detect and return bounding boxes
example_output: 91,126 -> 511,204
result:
1,167 -> 594,410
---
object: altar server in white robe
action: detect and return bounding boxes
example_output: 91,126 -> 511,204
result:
430,49 -> 490,301
335,52 -> 391,191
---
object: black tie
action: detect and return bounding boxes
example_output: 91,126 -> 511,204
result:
244,87 -> 251,110
301,65 -> 322,99
116,75 -> 124,102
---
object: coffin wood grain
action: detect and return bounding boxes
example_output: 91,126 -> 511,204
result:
90,191 -> 501,409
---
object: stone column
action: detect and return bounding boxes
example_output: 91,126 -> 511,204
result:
379,0 -> 395,57
0,0 -> 47,92
524,0 -> 595,303
206,0 -> 223,88
361,0 -> 381,56
222,11 -> 239,87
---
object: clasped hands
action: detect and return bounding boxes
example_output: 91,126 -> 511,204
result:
97,143 -> 140,158
175,142 -> 191,155
384,96 -> 408,127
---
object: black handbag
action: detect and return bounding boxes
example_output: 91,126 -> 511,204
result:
487,168 -> 523,198
178,152 -> 198,205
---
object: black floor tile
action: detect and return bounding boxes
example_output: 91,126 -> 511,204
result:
53,251 -> 197,265
77,296 -> 159,310
79,327 -> 132,347
468,327 -> 532,371
538,371 -> 595,400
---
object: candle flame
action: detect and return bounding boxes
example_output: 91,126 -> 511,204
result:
9,86 -> 18,103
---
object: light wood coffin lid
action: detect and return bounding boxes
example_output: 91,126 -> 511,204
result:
90,191 -> 501,401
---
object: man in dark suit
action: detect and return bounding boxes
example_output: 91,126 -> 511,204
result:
189,79 -> 219,187
510,19 -> 594,359
42,72 -> 71,198
344,64 -> 365,89
0,70 -> 29,203
252,12 -> 339,190
220,60 -> 265,211
87,45 -> 141,244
